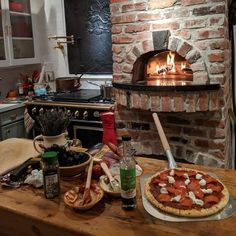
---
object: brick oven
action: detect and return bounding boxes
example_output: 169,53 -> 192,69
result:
110,0 -> 233,167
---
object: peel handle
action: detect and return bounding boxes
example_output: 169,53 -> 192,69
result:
152,113 -> 177,168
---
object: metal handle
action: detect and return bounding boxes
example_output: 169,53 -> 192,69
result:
152,113 -> 177,168
10,113 -> 17,120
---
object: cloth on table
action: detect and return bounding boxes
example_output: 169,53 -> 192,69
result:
0,138 -> 39,176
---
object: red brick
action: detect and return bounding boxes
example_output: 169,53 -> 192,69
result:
196,27 -> 225,40
150,95 -> 161,112
112,35 -> 134,44
140,94 -> 150,110
112,25 -> 122,34
195,119 -> 225,129
197,93 -> 209,111
149,0 -> 178,9
122,2 -> 147,12
131,92 -> 140,109
173,95 -> 184,112
208,65 -> 225,74
142,40 -> 153,53
209,39 -> 228,50
185,94 -> 196,112
111,0 -> 127,3
185,19 -> 206,28
112,45 -> 122,54
181,0 -> 205,6
123,64 -> 133,73
183,127 -> 207,137
177,42 -> 193,57
193,5 -> 225,16
137,12 -> 162,21
112,14 -> 136,24
124,23 -> 150,33
209,16 -> 225,26
174,30 -> 191,40
162,96 -> 171,112
113,63 -> 123,73
152,22 -> 180,30
208,52 -> 224,62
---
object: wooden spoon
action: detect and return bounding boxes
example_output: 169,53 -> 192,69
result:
82,158 -> 94,205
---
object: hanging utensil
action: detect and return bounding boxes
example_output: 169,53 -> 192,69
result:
100,162 -> 120,193
152,113 -> 177,169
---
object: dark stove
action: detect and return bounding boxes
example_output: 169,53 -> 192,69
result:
32,89 -> 114,104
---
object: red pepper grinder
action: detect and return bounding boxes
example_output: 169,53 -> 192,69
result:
100,110 -> 118,146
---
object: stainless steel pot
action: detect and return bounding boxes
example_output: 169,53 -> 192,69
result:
56,77 -> 81,92
86,81 -> 114,99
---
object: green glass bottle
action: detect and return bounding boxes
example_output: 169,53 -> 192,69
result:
119,136 -> 136,210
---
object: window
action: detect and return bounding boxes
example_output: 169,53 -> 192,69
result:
64,0 -> 112,74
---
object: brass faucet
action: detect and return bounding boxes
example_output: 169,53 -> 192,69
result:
48,35 -> 75,50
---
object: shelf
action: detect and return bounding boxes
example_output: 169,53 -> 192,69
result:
9,11 -> 31,17
12,37 -> 33,40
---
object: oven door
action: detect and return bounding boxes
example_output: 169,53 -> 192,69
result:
70,120 -> 103,148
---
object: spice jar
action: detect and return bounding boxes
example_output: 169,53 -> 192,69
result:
42,151 -> 60,199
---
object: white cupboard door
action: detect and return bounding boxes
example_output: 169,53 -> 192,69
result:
0,0 -> 10,66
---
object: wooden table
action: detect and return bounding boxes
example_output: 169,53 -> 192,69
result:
0,158 -> 236,236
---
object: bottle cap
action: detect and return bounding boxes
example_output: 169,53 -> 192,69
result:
122,135 -> 131,141
42,151 -> 58,161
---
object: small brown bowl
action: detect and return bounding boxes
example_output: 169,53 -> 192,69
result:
59,151 -> 92,177
64,183 -> 104,211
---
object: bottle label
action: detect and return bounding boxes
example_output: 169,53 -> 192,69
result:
120,168 -> 136,198
44,172 -> 59,198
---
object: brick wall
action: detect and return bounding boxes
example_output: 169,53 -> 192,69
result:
110,0 -> 232,167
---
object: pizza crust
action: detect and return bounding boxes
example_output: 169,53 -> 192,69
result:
144,168 -> 230,218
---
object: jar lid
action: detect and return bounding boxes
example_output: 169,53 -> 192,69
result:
42,151 -> 58,160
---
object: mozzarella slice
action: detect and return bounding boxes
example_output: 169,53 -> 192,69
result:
199,179 -> 206,186
158,183 -> 166,187
167,176 -> 175,184
183,173 -> 189,179
188,191 -> 204,206
196,173 -> 203,180
185,179 -> 190,185
171,195 -> 181,202
160,187 -> 168,194
201,188 -> 213,194
169,169 -> 175,176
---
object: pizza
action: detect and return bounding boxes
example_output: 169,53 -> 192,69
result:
144,168 -> 229,217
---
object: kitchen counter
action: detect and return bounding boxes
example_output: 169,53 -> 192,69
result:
0,158 -> 236,236
0,103 -> 25,113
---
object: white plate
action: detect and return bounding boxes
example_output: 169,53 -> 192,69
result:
140,173 -> 236,222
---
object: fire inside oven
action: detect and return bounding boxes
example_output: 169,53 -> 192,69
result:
135,50 -> 193,86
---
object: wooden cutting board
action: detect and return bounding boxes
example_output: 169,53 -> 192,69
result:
0,138 -> 40,175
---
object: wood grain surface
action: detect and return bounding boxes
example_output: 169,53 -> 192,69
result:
0,158 -> 236,236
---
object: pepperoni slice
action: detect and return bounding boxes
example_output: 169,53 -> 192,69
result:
204,175 -> 218,184
188,170 -> 197,177
180,198 -> 193,207
174,170 -> 184,177
207,183 -> 223,193
151,178 -> 165,185
193,189 -> 204,199
166,186 -> 177,194
204,195 -> 220,204
158,194 -> 171,202
187,180 -> 200,191
174,180 -> 186,188
159,172 -> 168,181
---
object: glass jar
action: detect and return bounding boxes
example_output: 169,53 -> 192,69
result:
42,151 -> 60,199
